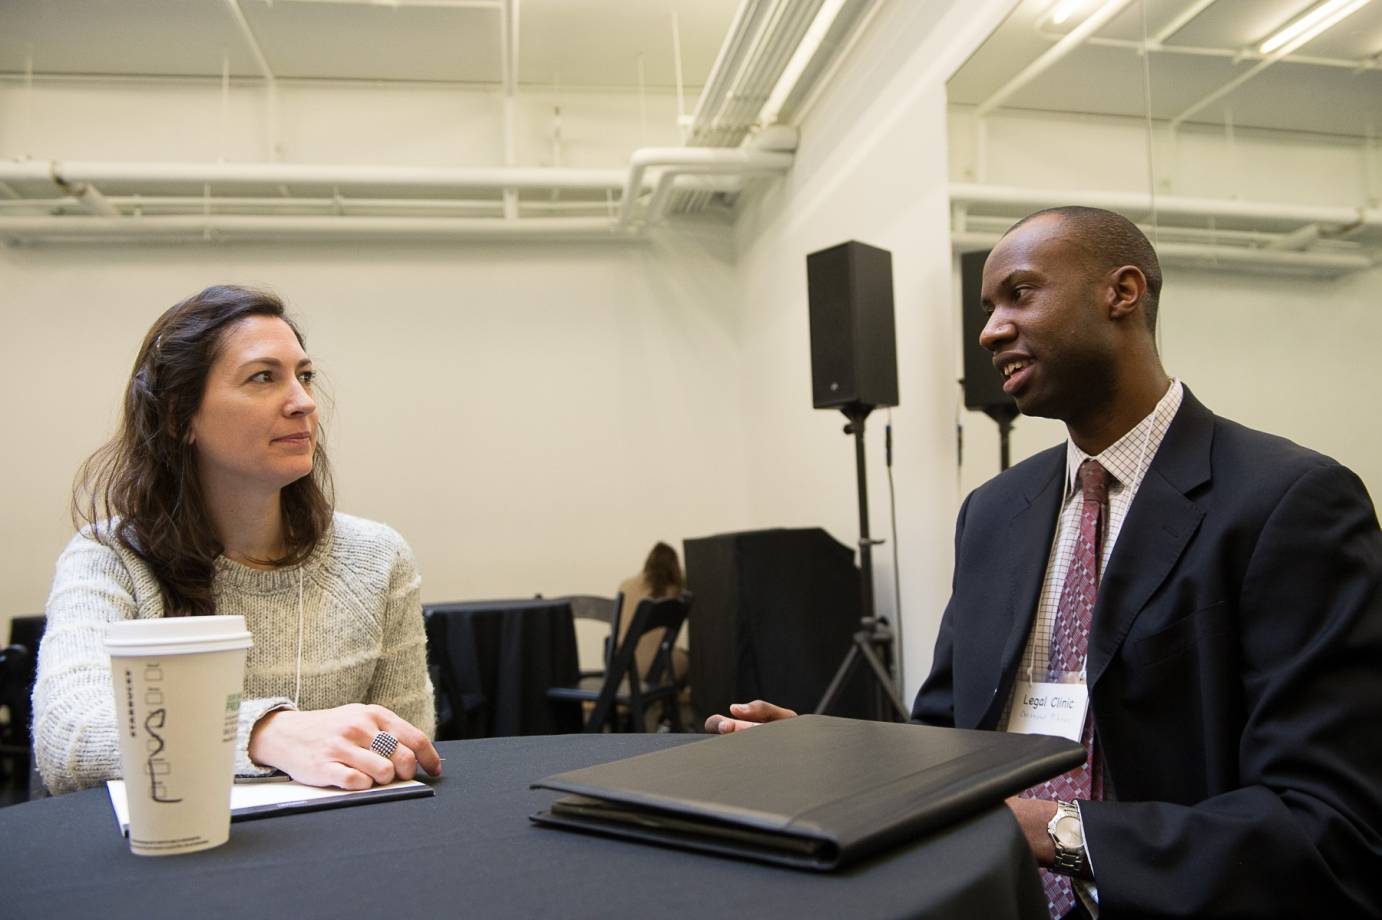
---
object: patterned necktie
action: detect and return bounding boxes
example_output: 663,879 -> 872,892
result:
1021,458 -> 1111,919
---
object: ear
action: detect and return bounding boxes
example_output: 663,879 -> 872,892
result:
1105,265 -> 1148,323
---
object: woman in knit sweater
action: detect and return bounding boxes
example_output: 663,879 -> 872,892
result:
32,285 -> 440,794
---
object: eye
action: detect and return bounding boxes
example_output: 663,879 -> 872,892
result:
298,370 -> 316,387
248,370 -> 273,383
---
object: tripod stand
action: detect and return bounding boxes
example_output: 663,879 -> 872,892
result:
815,403 -> 910,722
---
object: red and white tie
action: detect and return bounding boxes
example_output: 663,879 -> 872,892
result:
1020,459 -> 1110,918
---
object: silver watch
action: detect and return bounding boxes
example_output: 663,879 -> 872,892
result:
1046,800 -> 1088,877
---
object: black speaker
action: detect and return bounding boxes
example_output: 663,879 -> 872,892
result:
959,249 -> 1015,415
806,241 -> 899,410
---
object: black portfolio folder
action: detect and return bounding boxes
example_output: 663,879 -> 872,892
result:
530,714 -> 1084,870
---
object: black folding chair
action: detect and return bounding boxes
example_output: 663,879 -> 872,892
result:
0,644 -> 34,805
560,593 -> 621,680
547,593 -> 691,733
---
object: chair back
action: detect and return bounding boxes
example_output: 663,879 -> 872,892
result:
605,591 -> 624,670
584,593 -> 690,732
0,643 -> 34,802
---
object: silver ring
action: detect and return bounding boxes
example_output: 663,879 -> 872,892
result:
369,730 -> 399,759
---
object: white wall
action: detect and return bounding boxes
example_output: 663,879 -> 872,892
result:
732,0 -> 1021,704
0,79 -> 748,639
948,107 -> 1382,501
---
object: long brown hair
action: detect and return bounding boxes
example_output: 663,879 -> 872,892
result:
643,542 -> 683,598
73,285 -> 334,616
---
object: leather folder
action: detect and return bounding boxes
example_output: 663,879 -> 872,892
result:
530,714 -> 1084,870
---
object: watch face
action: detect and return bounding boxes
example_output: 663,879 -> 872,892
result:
1053,814 -> 1083,849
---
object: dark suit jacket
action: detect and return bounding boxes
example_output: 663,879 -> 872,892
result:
912,389 -> 1382,918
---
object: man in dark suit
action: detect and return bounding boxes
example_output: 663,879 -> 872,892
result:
710,208 -> 1382,918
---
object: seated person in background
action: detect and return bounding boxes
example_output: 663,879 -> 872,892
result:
33,285 -> 440,794
616,542 -> 689,687
708,208 -> 1382,919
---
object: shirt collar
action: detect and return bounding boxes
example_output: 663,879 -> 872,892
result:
1064,379 -> 1184,498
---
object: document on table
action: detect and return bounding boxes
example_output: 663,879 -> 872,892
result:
106,777 -> 433,836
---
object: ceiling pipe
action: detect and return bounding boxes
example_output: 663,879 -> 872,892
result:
951,231 -> 1374,272
0,215 -> 634,241
1266,223 -> 1323,251
1033,28 -> 1371,71
223,0 -> 281,159
0,160 -> 639,193
1150,0 -> 1221,45
71,184 -> 121,217
0,156 -> 783,242
974,0 -> 1138,118
618,148 -> 793,227
499,0 -> 520,218
950,182 -> 1382,229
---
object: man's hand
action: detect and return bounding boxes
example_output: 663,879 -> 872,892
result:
703,700 -> 798,734
248,704 -> 443,790
1006,796 -> 1057,867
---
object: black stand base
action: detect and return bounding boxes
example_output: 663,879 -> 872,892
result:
814,403 -> 909,723
815,618 -> 909,721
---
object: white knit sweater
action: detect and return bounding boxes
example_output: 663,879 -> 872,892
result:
32,512 -> 436,794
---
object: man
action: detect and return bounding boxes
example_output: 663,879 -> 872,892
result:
710,208 -> 1382,918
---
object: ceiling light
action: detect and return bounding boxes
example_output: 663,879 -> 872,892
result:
757,0 -> 850,126
1259,0 -> 1373,56
1051,1 -> 1085,25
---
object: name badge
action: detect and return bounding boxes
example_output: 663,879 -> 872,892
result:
1006,680 -> 1089,743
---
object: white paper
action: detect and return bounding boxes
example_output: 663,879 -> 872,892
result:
106,777 -> 429,837
1005,680 -> 1089,743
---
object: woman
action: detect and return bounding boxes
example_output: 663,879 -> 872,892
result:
33,285 -> 440,794
615,542 -> 689,686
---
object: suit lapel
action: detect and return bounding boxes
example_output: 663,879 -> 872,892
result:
977,454 -> 1064,726
1087,390 -> 1214,688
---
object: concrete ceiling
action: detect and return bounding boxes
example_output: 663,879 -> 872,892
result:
948,0 -> 1382,138
0,0 -> 740,88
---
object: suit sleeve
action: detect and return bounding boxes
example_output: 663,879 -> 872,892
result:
1080,463 -> 1382,918
910,492 -> 973,728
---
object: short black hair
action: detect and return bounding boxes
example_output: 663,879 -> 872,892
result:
1005,206 -> 1163,332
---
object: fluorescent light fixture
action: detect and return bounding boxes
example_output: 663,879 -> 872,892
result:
758,0 -> 850,126
1259,0 -> 1373,56
1051,0 -> 1085,25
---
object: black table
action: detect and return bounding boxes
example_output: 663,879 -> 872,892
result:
4,734 -> 1047,920
424,599 -> 582,739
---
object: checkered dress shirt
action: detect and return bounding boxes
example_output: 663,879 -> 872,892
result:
998,379 -> 1183,914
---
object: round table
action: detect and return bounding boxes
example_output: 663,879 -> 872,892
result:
5,734 -> 1047,920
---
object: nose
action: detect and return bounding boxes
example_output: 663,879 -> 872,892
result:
284,378 -> 317,418
978,310 -> 1014,353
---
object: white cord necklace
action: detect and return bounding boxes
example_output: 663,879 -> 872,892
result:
293,566 -> 304,708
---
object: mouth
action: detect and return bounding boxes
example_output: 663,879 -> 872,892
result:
272,433 -> 312,445
995,355 -> 1033,396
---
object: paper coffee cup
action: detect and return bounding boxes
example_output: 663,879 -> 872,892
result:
107,615 -> 253,856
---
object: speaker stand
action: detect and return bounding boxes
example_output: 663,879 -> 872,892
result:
984,403 -> 1020,472
815,404 -> 910,722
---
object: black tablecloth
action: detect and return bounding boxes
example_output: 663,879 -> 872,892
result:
4,735 -> 1048,920
425,599 -> 582,739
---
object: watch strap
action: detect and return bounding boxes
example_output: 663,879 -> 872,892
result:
1048,800 -> 1088,877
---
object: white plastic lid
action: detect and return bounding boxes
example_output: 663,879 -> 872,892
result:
106,615 -> 254,657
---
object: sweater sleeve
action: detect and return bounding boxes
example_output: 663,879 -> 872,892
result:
35,533 -> 295,791
32,534 -> 133,794
364,536 -> 436,738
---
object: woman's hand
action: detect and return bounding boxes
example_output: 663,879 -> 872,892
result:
248,703 -> 443,790
703,700 -> 798,734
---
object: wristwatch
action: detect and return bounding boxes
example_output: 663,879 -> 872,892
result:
1047,800 -> 1088,877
